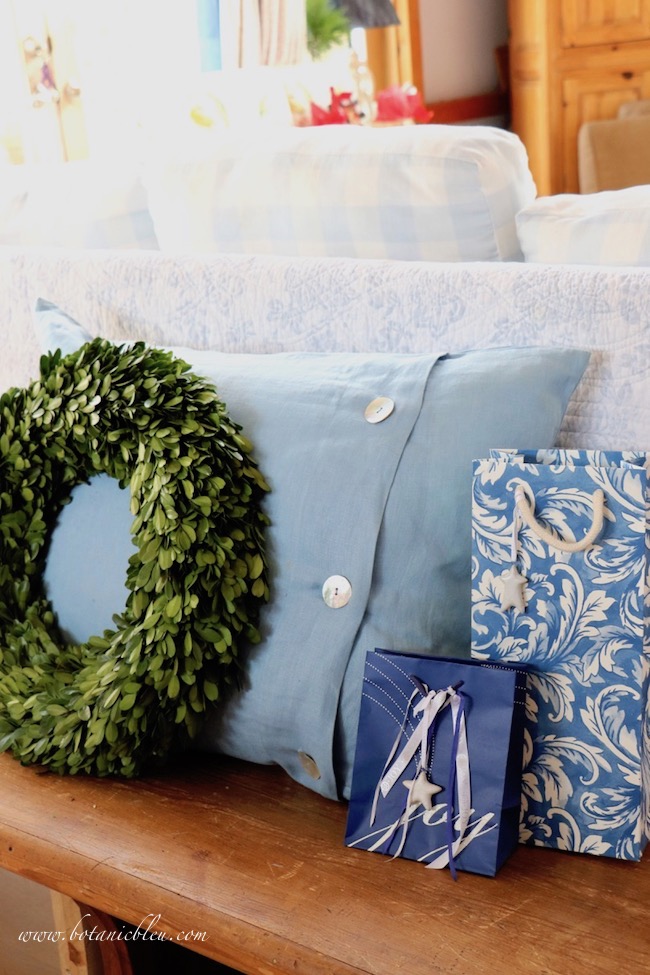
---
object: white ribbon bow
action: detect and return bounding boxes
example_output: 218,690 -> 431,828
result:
369,681 -> 472,873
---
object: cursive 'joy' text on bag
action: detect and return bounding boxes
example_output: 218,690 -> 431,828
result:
471,450 -> 650,860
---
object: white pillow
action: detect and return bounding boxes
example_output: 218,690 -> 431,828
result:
0,161 -> 159,250
142,124 -> 536,262
0,165 -> 30,245
516,186 -> 650,266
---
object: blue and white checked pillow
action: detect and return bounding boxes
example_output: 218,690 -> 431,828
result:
143,124 -> 536,262
516,185 -> 650,266
0,161 -> 159,251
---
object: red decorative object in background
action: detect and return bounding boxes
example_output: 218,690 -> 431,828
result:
309,88 -> 357,125
375,85 -> 433,124
306,84 -> 433,126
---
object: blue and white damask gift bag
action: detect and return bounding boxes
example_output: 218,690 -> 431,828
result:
471,449 -> 650,860
345,650 -> 527,877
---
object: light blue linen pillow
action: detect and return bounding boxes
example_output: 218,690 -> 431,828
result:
35,300 -> 589,798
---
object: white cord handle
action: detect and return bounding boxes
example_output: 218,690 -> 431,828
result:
514,485 -> 606,553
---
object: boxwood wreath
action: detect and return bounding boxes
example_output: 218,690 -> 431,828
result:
0,338 -> 270,777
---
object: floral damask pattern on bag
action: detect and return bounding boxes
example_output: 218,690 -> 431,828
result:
471,450 -> 650,860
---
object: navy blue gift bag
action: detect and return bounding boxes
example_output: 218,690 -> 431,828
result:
345,650 -> 527,877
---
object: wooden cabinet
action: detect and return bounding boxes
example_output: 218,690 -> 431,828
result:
508,0 -> 650,195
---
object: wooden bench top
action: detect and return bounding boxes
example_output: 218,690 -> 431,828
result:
0,750 -> 648,975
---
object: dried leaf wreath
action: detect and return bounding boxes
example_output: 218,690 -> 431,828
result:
0,339 -> 270,777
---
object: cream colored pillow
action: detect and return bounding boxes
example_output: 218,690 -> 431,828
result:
0,161 -> 158,249
143,124 -> 537,262
516,186 -> 650,266
0,165 -> 29,244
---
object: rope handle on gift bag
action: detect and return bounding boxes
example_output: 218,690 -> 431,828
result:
514,483 -> 606,553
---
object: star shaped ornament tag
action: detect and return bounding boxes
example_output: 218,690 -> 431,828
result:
500,564 -> 528,613
403,769 -> 444,812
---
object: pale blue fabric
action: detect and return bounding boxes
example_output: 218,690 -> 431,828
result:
43,476 -> 133,642
36,301 -> 95,358
333,347 -> 590,796
35,301 -> 589,798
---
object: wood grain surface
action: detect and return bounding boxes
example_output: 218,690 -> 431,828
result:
0,752 -> 647,975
